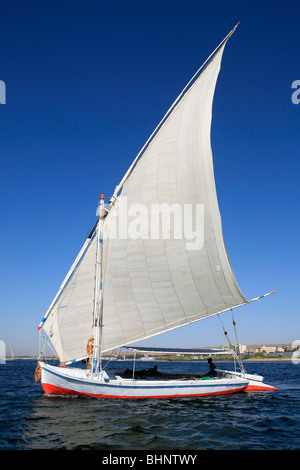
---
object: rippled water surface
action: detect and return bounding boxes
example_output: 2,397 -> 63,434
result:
1,359 -> 299,450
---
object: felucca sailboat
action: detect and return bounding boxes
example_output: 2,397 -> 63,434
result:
36,24 -> 277,398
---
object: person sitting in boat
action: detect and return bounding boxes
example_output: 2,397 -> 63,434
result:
147,365 -> 160,377
207,358 -> 217,377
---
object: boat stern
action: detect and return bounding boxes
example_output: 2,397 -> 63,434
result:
244,380 -> 279,392
220,369 -> 278,392
242,372 -> 278,392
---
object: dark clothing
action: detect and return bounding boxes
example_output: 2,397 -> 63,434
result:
207,359 -> 217,377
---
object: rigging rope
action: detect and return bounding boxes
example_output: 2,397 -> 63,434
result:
217,313 -> 232,347
217,312 -> 245,374
232,313 -> 246,374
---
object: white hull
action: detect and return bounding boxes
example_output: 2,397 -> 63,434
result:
40,362 -> 248,399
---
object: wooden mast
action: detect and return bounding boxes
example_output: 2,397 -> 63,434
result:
92,194 -> 105,373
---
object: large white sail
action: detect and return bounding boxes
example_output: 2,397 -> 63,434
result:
42,234 -> 97,362
40,34 -> 246,363
100,42 -> 246,353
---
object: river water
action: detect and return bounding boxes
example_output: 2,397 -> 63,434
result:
0,359 -> 299,451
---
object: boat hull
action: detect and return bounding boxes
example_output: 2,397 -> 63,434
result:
220,369 -> 278,392
40,362 -> 248,399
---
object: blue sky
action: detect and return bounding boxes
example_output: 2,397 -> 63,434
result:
0,1 -> 299,355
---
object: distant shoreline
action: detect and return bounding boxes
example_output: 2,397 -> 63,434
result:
4,356 -> 295,363
242,357 -> 292,362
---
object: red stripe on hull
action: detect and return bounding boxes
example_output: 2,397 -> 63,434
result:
244,384 -> 279,392
42,382 -> 246,399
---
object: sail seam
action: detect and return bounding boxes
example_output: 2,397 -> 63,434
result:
111,25 -> 240,203
174,89 -> 207,318
198,52 -> 228,308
